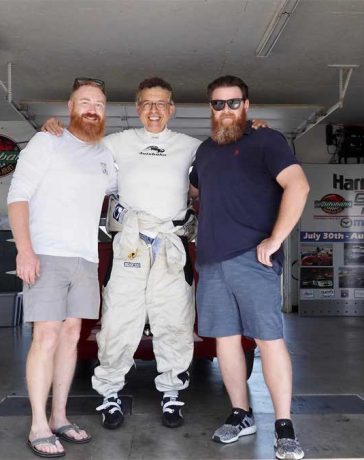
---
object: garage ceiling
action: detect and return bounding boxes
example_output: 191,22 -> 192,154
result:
0,0 -> 363,135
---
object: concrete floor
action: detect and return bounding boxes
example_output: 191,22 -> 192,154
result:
1,314 -> 364,459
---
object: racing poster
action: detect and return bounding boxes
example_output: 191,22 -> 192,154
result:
299,164 -> 364,316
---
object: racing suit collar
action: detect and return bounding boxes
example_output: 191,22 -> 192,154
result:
142,126 -> 170,141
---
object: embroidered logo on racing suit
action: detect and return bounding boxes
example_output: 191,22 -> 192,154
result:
139,145 -> 166,157
124,261 -> 141,268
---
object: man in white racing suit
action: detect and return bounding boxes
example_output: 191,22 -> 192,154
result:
95,78 -> 201,429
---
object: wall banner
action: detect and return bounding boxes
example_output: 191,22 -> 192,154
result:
0,135 -> 20,178
299,164 -> 364,316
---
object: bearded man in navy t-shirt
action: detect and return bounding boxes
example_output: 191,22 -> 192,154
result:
189,75 -> 309,460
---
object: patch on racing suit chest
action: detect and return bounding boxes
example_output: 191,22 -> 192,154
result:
128,250 -> 138,260
124,261 -> 141,268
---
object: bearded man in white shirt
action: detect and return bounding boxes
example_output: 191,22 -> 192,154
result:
8,78 -> 116,457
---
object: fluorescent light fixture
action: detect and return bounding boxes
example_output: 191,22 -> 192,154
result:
256,0 -> 300,57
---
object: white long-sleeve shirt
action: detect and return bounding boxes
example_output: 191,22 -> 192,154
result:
8,129 -> 117,262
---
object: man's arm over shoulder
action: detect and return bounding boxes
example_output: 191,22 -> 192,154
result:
41,117 -> 64,136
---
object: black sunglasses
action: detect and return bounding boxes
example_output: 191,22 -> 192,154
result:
210,98 -> 245,111
72,77 -> 106,94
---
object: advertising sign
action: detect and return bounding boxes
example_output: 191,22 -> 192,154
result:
0,135 -> 20,229
299,164 -> 364,316
0,135 -> 20,178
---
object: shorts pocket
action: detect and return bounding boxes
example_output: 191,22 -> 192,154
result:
272,259 -> 282,276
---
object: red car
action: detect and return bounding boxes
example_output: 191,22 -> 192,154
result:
301,251 -> 332,266
78,237 -> 256,379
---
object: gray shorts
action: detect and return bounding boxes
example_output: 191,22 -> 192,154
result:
23,255 -> 100,322
196,249 -> 283,340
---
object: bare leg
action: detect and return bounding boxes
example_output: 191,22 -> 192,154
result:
255,338 -> 292,419
49,317 -> 89,441
216,335 -> 250,410
27,321 -> 64,455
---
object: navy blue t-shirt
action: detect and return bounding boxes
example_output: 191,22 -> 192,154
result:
189,122 -> 300,265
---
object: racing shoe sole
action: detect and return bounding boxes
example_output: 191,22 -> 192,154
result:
101,412 -> 124,430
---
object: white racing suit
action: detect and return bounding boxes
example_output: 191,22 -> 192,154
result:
92,205 -> 196,396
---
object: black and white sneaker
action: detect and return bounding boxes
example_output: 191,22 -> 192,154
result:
274,419 -> 304,459
161,396 -> 185,428
96,394 -> 124,429
274,437 -> 305,460
212,407 -> 257,444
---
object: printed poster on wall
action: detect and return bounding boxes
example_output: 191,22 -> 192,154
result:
299,164 -> 364,316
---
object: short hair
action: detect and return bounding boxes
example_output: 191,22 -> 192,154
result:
207,75 -> 249,101
136,77 -> 174,102
71,77 -> 106,97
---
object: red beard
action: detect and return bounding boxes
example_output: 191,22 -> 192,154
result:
69,111 -> 105,143
211,109 -> 247,144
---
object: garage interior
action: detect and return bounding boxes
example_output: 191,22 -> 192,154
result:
0,1 -> 364,459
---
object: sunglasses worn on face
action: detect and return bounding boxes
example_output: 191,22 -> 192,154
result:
210,98 -> 245,111
138,100 -> 172,111
73,77 -> 106,94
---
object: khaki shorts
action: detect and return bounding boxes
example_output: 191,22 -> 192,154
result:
23,255 -> 100,322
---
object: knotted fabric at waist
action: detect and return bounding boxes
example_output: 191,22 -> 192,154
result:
112,207 -> 188,273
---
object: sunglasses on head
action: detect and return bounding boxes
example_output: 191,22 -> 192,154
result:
210,98 -> 245,111
72,77 -> 106,94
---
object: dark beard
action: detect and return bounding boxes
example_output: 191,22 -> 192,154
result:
211,110 -> 247,144
69,111 -> 105,143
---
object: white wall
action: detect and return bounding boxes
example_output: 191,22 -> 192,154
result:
294,124 -> 332,164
